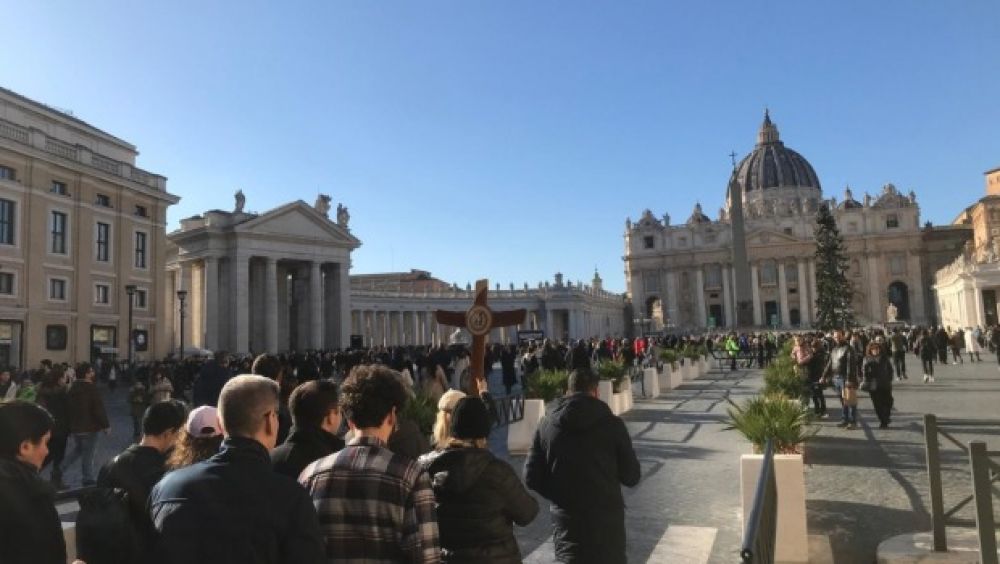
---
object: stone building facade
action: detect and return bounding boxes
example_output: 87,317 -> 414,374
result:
624,112 -> 938,330
350,270 -> 626,346
165,196 -> 359,354
934,168 -> 1000,329
0,87 -> 178,369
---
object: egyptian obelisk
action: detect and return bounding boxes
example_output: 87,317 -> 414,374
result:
728,171 -> 755,327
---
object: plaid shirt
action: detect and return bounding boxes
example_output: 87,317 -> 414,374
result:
300,435 -> 440,564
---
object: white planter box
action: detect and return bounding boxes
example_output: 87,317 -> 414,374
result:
657,365 -> 672,391
63,522 -> 77,563
643,367 -> 660,398
740,453 -> 809,563
668,365 -> 683,389
700,357 -> 709,376
507,399 -> 546,455
623,379 -> 633,412
681,361 -> 695,381
598,379 -> 614,410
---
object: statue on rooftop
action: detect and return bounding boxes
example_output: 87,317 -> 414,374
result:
336,203 -> 350,228
314,194 -> 332,217
234,189 -> 245,213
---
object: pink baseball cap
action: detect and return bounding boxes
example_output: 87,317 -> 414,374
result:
186,406 -> 222,438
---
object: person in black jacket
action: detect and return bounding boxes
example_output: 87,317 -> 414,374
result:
862,342 -> 895,428
93,401 -> 185,562
419,397 -> 538,563
192,352 -> 231,407
271,379 -> 344,479
0,400 -> 66,564
524,368 -> 641,564
149,375 -> 324,564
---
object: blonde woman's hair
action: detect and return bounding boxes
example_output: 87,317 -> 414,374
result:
432,410 -> 453,449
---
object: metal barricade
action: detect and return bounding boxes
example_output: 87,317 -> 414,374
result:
740,439 -> 778,564
492,394 -> 525,428
923,414 -> 1000,562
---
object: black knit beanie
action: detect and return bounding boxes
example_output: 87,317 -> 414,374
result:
449,397 -> 492,440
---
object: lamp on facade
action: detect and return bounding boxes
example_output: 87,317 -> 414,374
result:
125,285 -> 137,367
177,290 -> 188,360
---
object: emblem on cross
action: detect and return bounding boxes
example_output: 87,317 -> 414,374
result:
436,279 -> 526,394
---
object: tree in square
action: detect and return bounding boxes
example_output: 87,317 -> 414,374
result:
813,204 -> 854,330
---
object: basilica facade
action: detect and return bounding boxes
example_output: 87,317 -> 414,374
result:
624,112 -> 949,331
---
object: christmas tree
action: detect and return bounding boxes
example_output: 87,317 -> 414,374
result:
814,204 -> 854,329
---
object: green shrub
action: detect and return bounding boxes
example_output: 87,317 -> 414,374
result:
525,369 -> 570,402
401,391 -> 437,436
764,349 -> 806,400
658,348 -> 679,368
596,360 -> 626,393
725,394 -> 816,454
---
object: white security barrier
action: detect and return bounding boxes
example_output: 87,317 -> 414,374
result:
740,454 -> 809,563
507,399 -> 546,455
643,367 -> 660,398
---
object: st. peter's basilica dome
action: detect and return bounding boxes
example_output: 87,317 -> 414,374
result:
730,110 -> 821,192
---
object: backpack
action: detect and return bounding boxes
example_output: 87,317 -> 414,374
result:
76,487 -> 141,564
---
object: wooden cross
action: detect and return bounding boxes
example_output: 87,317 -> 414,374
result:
436,279 -> 526,393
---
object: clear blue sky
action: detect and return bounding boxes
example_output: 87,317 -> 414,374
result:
3,1 -> 998,292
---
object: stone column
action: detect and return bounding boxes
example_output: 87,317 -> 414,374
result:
310,262 -> 323,349
751,263 -> 762,326
907,252 -> 926,322
722,264 -> 734,328
202,257 -> 219,350
338,263 -> 351,349
777,262 -> 791,327
797,260 -> 810,327
695,267 -> 707,328
666,271 -> 680,327
265,258 -> 278,353
809,259 -> 818,317
234,256 -> 250,354
973,284 -> 985,327
178,264 -> 193,353
867,254 -> 881,322
545,308 -> 555,338
411,312 -> 419,346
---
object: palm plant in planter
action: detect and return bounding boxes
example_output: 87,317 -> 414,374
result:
658,348 -> 679,369
525,369 -> 570,403
596,360 -> 626,393
725,394 -> 817,454
401,391 -> 438,437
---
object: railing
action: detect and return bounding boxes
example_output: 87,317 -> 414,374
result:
45,137 -> 78,160
741,439 -> 778,564
924,414 -> 1000,563
491,394 -> 525,428
0,119 -> 29,143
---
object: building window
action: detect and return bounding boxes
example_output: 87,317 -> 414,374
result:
886,214 -> 899,229
643,236 -> 655,249
95,283 -> 110,305
96,222 -> 110,262
783,227 -> 793,235
134,231 -> 147,269
49,278 -> 66,301
889,255 -> 906,275
135,205 -> 148,218
95,193 -> 111,208
135,289 -> 147,309
46,325 -> 67,351
0,199 -> 14,245
51,181 -> 68,196
785,263 -> 798,284
705,265 -> 722,288
0,272 -> 13,295
760,261 -> 777,285
51,211 -> 68,254
0,165 -> 14,180
643,272 -> 660,294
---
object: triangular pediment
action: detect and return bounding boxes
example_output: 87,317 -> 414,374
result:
235,201 -> 361,248
746,228 -> 800,246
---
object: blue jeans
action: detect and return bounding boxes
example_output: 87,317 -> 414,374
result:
833,378 -> 857,424
62,432 -> 99,483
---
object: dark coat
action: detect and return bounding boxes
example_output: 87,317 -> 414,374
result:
67,379 -> 110,433
271,427 -> 344,480
149,437 -> 324,564
192,360 -> 230,407
387,417 -> 432,461
98,444 -> 167,559
862,355 -> 894,392
524,393 -> 641,564
418,447 -> 538,564
0,457 -> 67,564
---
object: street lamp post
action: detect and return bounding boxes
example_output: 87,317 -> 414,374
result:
125,285 -> 136,368
177,290 -> 188,360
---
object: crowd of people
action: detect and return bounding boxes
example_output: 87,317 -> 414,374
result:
0,341 -> 643,564
1,322 -> 996,563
